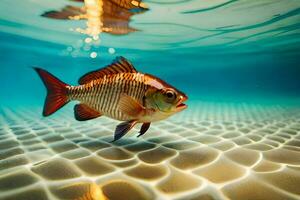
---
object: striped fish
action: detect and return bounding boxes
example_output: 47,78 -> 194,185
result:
34,57 -> 187,141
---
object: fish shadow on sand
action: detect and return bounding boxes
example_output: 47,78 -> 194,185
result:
41,0 -> 149,35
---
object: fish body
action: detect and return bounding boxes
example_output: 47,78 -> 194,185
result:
35,57 -> 187,141
69,72 -> 146,122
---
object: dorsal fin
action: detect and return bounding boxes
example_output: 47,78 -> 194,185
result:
78,56 -> 137,84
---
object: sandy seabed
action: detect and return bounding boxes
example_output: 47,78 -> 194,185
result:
0,103 -> 300,200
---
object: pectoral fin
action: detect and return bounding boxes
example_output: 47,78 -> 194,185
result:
112,120 -> 138,142
137,122 -> 151,137
118,94 -> 145,117
74,104 -> 102,121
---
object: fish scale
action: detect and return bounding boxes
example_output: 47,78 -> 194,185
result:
69,73 -> 147,121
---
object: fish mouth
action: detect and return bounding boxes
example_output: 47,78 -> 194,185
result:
176,95 -> 188,111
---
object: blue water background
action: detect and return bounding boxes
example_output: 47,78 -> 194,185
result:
0,0 -> 300,109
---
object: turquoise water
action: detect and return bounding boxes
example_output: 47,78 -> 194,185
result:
1,1 -> 300,200
1,0 -> 300,108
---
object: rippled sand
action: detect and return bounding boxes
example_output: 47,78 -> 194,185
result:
0,103 -> 300,200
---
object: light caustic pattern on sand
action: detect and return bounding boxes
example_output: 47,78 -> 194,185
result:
0,103 -> 300,200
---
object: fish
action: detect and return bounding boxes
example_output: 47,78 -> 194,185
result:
34,56 -> 187,141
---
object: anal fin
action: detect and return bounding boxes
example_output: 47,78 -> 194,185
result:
137,122 -> 151,137
74,104 -> 102,121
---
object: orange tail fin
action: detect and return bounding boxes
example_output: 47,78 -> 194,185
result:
34,68 -> 70,116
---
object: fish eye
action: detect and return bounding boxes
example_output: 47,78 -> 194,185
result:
165,90 -> 176,101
